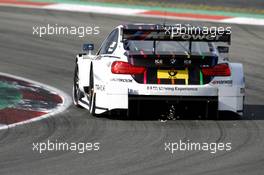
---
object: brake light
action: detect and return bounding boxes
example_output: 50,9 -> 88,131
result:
202,63 -> 231,76
111,61 -> 146,74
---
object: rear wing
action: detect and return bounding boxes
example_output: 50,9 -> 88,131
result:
122,25 -> 231,44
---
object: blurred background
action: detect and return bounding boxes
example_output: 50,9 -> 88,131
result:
82,0 -> 264,14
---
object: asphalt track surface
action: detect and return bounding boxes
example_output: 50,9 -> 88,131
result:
0,6 -> 264,175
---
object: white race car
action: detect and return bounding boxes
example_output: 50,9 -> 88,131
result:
72,24 -> 245,118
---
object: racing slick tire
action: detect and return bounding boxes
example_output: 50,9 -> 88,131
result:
72,64 -> 84,108
88,66 -> 95,115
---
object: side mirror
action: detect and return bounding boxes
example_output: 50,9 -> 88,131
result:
83,43 -> 94,55
217,46 -> 229,53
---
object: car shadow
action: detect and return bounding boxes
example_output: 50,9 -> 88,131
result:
218,104 -> 264,120
241,104 -> 264,120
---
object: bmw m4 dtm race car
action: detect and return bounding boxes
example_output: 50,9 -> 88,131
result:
72,24 -> 245,118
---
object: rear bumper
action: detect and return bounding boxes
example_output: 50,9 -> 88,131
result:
95,83 -> 244,115
128,95 -> 219,117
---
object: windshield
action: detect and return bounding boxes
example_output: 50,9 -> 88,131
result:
124,41 -> 212,55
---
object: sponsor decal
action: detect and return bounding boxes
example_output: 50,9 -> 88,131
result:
147,86 -> 198,92
170,58 -> 177,65
211,80 -> 232,85
128,89 -> 139,94
175,87 -> 198,91
95,84 -> 105,91
110,78 -> 132,83
184,59 -> 192,65
155,59 -> 163,65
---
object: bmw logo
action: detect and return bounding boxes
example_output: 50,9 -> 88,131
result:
168,70 -> 177,76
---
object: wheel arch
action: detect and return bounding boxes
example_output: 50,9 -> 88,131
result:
77,54 -> 92,91
229,62 -> 245,87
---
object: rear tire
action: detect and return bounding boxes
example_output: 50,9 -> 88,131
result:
88,67 -> 95,115
72,64 -> 83,108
